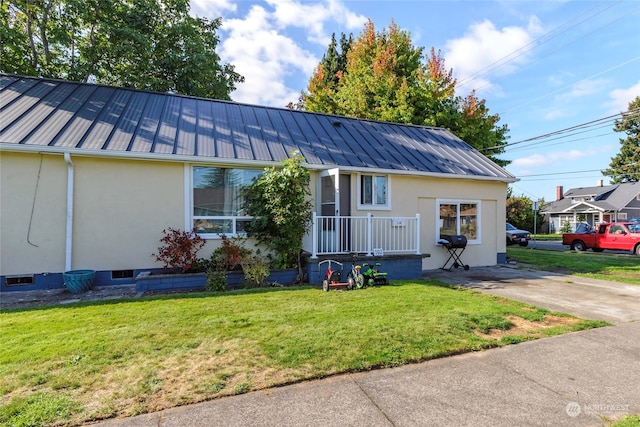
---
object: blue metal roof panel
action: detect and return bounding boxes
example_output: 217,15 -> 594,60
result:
263,109 -> 307,161
129,92 -> 163,153
211,102 -> 234,159
227,103 -> 253,160
0,76 -> 37,108
251,108 -> 288,161
0,80 -> 63,143
305,115 -> 358,167
35,84 -> 97,147
153,96 -> 180,155
275,110 -> 323,165
175,97 -> 197,156
194,99 -> 215,157
239,105 -> 273,162
398,125 -> 464,174
55,86 -> 113,148
0,74 -> 515,182
294,114 -> 341,166
81,89 -> 132,150
345,120 -> 406,171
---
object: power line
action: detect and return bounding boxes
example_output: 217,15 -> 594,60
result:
460,4 -> 640,94
498,56 -> 640,115
481,107 -> 639,152
457,0 -> 625,88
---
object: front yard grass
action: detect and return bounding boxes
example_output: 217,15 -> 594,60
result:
0,280 -> 607,426
507,246 -> 640,285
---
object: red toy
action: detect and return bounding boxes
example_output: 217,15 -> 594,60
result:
319,259 -> 354,291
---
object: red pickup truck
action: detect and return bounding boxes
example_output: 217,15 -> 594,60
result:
562,222 -> 640,255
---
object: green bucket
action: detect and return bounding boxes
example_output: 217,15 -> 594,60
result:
63,270 -> 96,294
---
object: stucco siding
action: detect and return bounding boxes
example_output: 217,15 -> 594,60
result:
1,152 -> 67,275
70,157 -> 184,271
314,172 -> 506,269
2,156 -> 507,278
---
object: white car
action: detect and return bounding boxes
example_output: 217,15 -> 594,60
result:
506,223 -> 531,247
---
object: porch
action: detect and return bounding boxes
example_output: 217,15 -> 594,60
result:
310,213 -> 421,257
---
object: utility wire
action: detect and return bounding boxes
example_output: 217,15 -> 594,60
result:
481,107 -> 639,152
498,56 -> 640,115
461,5 -> 640,93
457,0 -> 624,87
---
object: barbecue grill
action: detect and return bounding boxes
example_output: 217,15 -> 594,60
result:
438,235 -> 469,271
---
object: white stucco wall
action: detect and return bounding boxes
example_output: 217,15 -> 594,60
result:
1,153 -> 187,276
311,172 -> 507,270
71,156 -> 185,271
1,152 -> 507,277
1,152 -> 67,275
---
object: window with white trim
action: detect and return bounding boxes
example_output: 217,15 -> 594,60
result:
358,174 -> 389,209
437,200 -> 480,243
192,166 -> 261,237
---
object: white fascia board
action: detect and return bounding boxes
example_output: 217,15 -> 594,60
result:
1,143 -> 518,183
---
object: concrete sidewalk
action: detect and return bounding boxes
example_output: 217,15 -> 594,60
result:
93,266 -> 640,427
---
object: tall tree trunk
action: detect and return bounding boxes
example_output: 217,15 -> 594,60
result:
25,2 -> 38,68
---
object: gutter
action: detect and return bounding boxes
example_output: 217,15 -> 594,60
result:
64,152 -> 73,272
1,144 -> 519,184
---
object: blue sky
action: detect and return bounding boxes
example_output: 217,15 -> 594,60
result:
190,0 -> 640,203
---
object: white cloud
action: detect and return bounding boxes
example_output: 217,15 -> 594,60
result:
219,5 -> 319,106
190,0 -> 236,18
200,0 -> 366,106
605,81 -> 640,114
266,0 -> 366,45
445,17 -> 540,95
543,108 -> 570,121
562,78 -> 609,100
512,148 -> 597,167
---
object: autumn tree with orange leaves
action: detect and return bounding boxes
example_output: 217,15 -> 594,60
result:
300,20 -> 509,166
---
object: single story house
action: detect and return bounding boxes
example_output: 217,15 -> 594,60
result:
0,74 -> 516,291
543,182 -> 640,233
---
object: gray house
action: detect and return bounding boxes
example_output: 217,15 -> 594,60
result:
543,182 -> 640,232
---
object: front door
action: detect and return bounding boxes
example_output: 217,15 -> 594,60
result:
319,170 -> 350,252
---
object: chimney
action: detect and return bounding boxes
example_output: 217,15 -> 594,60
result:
556,185 -> 564,201
597,179 -> 603,187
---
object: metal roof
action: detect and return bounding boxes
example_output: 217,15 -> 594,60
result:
0,74 -> 515,181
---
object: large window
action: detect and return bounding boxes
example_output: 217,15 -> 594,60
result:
437,200 -> 480,243
192,166 -> 261,237
359,174 -> 389,209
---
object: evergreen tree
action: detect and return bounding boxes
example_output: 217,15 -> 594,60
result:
301,20 -> 509,165
602,96 -> 640,183
303,32 -> 352,113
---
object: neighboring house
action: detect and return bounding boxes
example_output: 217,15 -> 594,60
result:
542,182 -> 640,233
0,74 -> 516,291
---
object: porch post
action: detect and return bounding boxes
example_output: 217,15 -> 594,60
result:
366,213 -> 373,256
311,212 -> 318,259
415,213 -> 421,255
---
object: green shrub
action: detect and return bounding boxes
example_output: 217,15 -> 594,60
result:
242,255 -> 270,288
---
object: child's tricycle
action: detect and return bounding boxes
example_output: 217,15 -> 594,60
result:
319,259 -> 354,291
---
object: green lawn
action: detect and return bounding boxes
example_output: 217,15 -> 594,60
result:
0,281 -> 606,426
507,247 -> 640,285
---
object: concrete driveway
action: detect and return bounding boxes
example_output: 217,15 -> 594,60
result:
427,265 -> 640,324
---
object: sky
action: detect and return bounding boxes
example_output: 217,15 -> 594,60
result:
189,0 -> 640,203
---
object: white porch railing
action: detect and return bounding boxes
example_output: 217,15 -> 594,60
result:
311,213 -> 420,257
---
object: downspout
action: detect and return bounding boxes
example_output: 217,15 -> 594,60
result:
64,153 -> 74,272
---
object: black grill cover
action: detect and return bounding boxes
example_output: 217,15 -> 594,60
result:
439,235 -> 467,249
